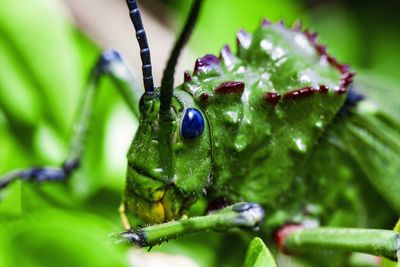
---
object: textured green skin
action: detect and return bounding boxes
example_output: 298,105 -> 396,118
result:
124,23 -> 398,229
184,24 -> 345,227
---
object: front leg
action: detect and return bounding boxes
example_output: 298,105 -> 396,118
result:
116,202 -> 265,247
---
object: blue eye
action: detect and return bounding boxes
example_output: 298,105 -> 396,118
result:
181,108 -> 205,140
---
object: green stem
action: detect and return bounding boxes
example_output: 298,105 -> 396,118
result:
284,227 -> 400,261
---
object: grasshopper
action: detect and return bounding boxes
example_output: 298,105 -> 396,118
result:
1,0 -> 399,265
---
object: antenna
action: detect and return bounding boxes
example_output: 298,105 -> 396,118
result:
159,0 -> 203,114
126,0 -> 154,95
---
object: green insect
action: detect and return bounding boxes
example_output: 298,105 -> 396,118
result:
1,0 -> 399,266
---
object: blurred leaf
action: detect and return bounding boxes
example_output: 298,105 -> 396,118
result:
355,72 -> 400,117
310,4 -> 362,66
0,180 -> 22,219
152,231 -> 222,267
0,210 -> 130,267
0,0 -> 91,133
175,0 -> 305,57
244,237 -> 277,267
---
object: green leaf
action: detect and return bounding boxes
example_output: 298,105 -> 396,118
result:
176,0 -> 305,56
0,210 -> 130,267
244,237 -> 277,267
380,218 -> 400,267
324,74 -> 400,213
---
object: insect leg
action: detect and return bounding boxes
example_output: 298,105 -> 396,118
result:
114,202 -> 265,247
278,226 -> 400,261
0,49 -> 141,190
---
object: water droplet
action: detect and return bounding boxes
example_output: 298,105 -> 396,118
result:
294,33 -> 314,54
223,111 -> 240,124
275,107 -> 285,119
315,120 -> 323,129
271,47 -> 285,60
293,137 -> 307,153
233,134 -> 247,152
299,74 -> 311,83
260,39 -> 273,51
153,168 -> 163,174
237,66 -> 246,73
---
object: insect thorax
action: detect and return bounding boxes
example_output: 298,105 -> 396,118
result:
180,21 -> 353,225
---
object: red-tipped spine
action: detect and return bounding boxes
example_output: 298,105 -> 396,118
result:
319,84 -> 329,93
193,54 -> 220,74
215,81 -> 245,95
263,92 -> 281,106
284,86 -> 318,100
302,28 -> 355,94
261,18 -> 272,27
184,71 -> 192,82
199,93 -> 210,103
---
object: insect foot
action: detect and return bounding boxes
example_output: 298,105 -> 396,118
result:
114,202 -> 265,247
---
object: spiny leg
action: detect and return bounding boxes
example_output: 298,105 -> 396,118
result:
116,202 -> 399,262
0,50 -> 140,191
115,202 -> 265,247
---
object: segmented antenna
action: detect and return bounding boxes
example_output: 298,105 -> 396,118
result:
159,0 -> 203,113
126,0 -> 154,94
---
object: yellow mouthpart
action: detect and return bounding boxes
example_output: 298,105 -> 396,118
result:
124,187 -> 185,224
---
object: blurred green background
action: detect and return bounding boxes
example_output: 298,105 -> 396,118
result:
0,0 -> 399,266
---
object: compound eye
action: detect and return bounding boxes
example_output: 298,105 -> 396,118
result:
180,108 -> 205,140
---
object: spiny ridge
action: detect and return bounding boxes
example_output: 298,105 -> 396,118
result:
193,54 -> 220,74
237,29 -> 252,50
215,81 -> 245,95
